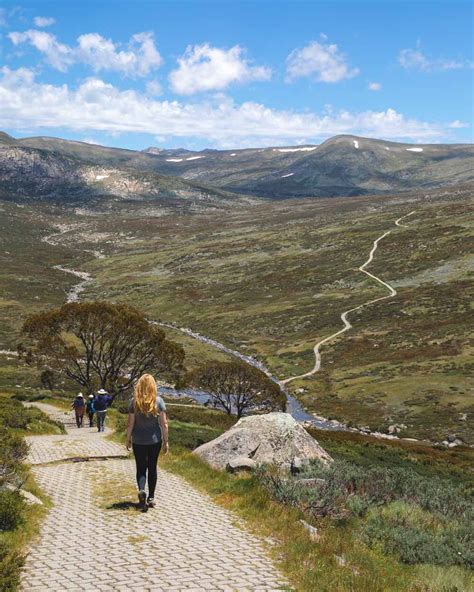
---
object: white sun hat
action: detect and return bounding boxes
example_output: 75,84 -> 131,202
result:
97,388 -> 108,394
77,393 -> 84,398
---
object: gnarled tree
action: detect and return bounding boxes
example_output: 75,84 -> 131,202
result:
19,301 -> 185,397
188,360 -> 286,418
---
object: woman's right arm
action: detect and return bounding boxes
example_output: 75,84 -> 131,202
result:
126,413 -> 135,450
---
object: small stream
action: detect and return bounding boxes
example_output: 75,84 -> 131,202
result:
154,322 -> 347,430
53,265 -> 92,302
51,267 -> 412,440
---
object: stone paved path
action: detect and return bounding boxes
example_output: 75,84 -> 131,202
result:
21,403 -> 290,592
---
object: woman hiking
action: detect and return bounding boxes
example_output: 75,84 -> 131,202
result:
86,394 -> 95,428
126,373 -> 169,511
71,393 -> 85,428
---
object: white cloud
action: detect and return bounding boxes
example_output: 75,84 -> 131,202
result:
0,67 -> 455,148
9,30 -> 72,71
169,44 -> 271,94
449,120 -> 469,129
286,40 -> 359,83
399,47 -> 469,72
8,30 -> 162,77
368,82 -> 381,91
33,16 -> 56,27
81,137 -> 100,145
146,80 -> 162,96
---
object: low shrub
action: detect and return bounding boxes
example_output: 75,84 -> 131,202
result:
11,393 -> 45,403
0,490 -> 25,532
0,429 -> 28,488
307,427 -> 474,486
256,459 -> 473,569
0,399 -> 30,430
287,459 -> 472,521
361,502 -> 473,569
169,420 -> 223,450
0,538 -> 25,592
165,404 -> 236,431
0,397 -> 64,436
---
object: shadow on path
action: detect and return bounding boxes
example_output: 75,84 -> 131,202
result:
106,500 -> 142,511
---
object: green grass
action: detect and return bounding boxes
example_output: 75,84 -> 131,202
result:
1,188 -> 472,441
75,188 -> 473,442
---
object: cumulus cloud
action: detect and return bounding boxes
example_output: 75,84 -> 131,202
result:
286,40 -> 359,83
8,30 -> 162,76
9,30 -> 72,71
368,82 -> 381,91
33,16 -> 56,27
399,47 -> 469,72
169,44 -> 271,94
0,67 -> 453,147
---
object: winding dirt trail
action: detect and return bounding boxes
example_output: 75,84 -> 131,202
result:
38,212 -> 416,436
281,211 -> 415,385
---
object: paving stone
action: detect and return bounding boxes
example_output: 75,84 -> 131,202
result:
20,403 -> 290,591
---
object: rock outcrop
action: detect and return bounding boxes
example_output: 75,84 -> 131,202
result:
194,412 -> 332,470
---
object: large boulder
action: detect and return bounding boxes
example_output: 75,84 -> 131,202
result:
194,412 -> 332,470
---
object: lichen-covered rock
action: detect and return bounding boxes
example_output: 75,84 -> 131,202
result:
194,412 -> 332,470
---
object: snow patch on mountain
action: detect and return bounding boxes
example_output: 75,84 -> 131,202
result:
274,147 -> 317,153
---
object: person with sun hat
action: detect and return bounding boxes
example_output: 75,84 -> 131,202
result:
71,392 -> 85,428
94,388 -> 113,432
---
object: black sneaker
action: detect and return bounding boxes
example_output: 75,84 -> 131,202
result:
138,490 -> 147,511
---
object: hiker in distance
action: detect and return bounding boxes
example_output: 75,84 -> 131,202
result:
94,388 -> 113,432
86,394 -> 95,428
71,392 -> 85,428
126,373 -> 169,511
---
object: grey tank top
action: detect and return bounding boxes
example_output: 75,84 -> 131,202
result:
129,395 -> 166,445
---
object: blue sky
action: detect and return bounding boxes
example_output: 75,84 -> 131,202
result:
0,0 -> 472,149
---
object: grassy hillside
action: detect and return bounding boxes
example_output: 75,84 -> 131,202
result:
0,184 -> 465,441
0,182 -> 472,441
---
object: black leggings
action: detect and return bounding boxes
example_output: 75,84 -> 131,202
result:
132,442 -> 161,498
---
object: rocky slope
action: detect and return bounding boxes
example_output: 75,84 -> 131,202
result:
0,135 -> 244,208
1,131 -> 473,200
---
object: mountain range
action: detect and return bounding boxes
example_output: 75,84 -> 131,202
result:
1,131 -> 472,203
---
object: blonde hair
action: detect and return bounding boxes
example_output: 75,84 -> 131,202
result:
133,374 -> 158,416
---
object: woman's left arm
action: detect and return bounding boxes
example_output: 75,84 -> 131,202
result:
126,413 -> 135,450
